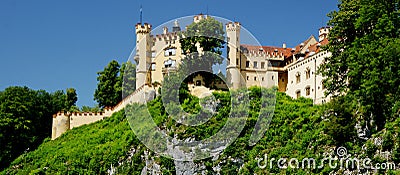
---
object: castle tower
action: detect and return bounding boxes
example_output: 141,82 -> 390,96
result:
226,22 -> 242,89
318,26 -> 332,42
135,23 -> 152,88
172,20 -> 181,32
51,112 -> 70,140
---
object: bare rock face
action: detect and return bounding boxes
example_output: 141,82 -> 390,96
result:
145,89 -> 156,102
174,161 -> 207,175
141,150 -> 162,175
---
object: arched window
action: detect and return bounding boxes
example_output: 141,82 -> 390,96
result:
305,86 -> 311,96
296,72 -> 301,84
296,90 -> 301,99
305,67 -> 311,79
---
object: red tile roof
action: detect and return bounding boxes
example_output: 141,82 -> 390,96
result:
240,44 -> 293,58
240,37 -> 329,60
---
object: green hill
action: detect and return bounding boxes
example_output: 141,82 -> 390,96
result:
2,88 -> 399,174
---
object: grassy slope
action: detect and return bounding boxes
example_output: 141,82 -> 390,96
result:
2,110 -> 145,175
3,90 -> 399,174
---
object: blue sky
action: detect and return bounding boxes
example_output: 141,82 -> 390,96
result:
0,0 -> 338,107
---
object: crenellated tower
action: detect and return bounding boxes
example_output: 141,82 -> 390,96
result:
318,26 -> 332,42
226,22 -> 242,89
135,23 -> 152,88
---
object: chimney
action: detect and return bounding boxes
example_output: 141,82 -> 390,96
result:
282,43 -> 287,49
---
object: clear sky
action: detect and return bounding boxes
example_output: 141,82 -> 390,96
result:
0,0 -> 338,107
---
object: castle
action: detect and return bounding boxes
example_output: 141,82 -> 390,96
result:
134,14 -> 331,103
52,14 -> 332,140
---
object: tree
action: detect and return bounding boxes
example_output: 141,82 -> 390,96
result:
179,17 -> 225,73
161,17 -> 225,104
120,61 -> 136,98
81,105 -> 101,112
181,17 -> 225,56
323,96 -> 357,144
319,0 -> 400,131
160,17 -> 226,125
94,60 -> 122,108
65,88 -> 78,111
0,86 -> 66,170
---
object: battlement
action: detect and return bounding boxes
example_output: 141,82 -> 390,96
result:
153,32 -> 180,41
136,23 -> 152,34
226,22 -> 241,32
52,107 -> 113,118
51,84 -> 154,140
245,50 -> 285,60
193,14 -> 209,23
318,26 -> 332,42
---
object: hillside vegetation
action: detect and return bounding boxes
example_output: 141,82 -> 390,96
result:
3,87 -> 399,174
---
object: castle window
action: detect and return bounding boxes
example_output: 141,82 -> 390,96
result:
151,51 -> 156,58
262,77 -> 264,81
296,90 -> 301,99
236,59 -> 239,66
164,48 -> 176,56
305,68 -> 311,79
164,59 -> 176,68
246,61 -> 250,68
253,61 -> 258,68
151,63 -> 156,71
305,86 -> 310,96
254,76 -> 257,81
247,76 -> 249,80
261,62 -> 265,69
296,72 -> 301,84
272,76 -> 274,80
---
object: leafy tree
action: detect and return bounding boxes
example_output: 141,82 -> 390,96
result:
319,0 -> 400,130
65,88 -> 78,111
0,86 -> 66,171
181,17 -> 225,56
94,60 -> 137,108
94,60 -> 122,108
179,16 -> 225,76
120,61 -> 136,98
323,96 -> 357,144
80,105 -> 101,112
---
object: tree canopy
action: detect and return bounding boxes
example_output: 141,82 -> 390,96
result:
162,17 -> 226,107
121,61 -> 136,98
65,88 -> 78,111
94,60 -> 137,108
0,86 -> 68,170
319,0 -> 400,131
94,60 -> 122,108
179,16 -> 225,73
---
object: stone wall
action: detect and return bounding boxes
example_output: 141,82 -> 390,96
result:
51,84 -> 153,140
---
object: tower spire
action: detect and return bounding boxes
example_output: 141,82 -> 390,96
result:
140,5 -> 143,25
